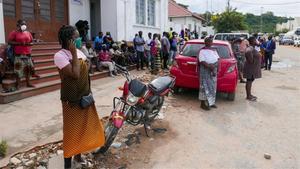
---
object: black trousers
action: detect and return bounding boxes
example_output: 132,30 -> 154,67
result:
136,51 -> 145,69
162,52 -> 169,69
265,52 -> 273,70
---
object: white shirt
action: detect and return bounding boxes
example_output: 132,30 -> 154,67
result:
198,48 -> 219,64
145,38 -> 152,51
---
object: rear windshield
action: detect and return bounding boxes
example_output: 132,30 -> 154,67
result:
181,43 -> 231,58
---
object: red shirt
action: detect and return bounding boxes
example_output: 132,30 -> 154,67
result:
99,51 -> 112,62
8,31 -> 33,55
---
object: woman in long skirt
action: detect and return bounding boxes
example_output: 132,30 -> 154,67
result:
54,25 -> 105,169
198,37 -> 220,110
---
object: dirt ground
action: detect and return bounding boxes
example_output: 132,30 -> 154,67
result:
98,45 -> 300,169
1,45 -> 300,169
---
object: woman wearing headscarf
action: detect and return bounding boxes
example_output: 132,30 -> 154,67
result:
54,25 -> 105,169
198,37 -> 219,110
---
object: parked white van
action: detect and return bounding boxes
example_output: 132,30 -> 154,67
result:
214,33 -> 250,41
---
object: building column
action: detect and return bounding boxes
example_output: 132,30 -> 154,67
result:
0,1 -> 5,44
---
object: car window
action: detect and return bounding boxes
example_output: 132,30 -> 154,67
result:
181,43 -> 231,58
215,35 -> 222,40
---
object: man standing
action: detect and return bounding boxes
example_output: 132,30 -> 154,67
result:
8,19 -> 38,89
264,36 -> 276,70
134,31 -> 146,70
161,32 -> 170,69
145,32 -> 152,69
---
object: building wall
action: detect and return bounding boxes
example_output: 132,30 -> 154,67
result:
169,16 -> 204,35
0,1 -> 5,44
68,0 -> 91,38
101,0 -> 118,40
101,0 -> 168,42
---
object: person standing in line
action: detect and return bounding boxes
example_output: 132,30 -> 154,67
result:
198,37 -> 219,110
8,19 -> 39,89
54,25 -> 105,169
232,38 -> 246,83
134,31 -> 146,70
264,35 -> 276,70
244,36 -> 262,101
169,32 -> 178,65
161,32 -> 170,69
145,32 -> 152,69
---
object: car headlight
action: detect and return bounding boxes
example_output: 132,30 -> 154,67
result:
126,92 -> 139,106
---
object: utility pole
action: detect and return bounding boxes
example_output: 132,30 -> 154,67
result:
260,7 -> 264,33
227,0 -> 230,11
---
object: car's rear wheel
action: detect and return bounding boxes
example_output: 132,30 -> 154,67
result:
227,92 -> 235,101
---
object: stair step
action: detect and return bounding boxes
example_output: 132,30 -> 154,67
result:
34,58 -> 54,68
35,65 -> 57,75
32,53 -> 55,60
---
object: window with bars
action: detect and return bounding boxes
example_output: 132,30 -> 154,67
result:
39,0 -> 51,21
3,0 -> 16,18
21,0 -> 35,20
136,0 -> 146,25
55,0 -> 65,21
147,0 -> 155,26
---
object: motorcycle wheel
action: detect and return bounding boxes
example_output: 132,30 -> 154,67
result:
97,121 -> 119,154
148,96 -> 165,121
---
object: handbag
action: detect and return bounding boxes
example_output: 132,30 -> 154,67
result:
79,72 -> 95,109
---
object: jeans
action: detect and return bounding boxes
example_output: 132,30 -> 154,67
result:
265,52 -> 273,70
169,50 -> 177,65
145,50 -> 152,68
136,51 -> 145,69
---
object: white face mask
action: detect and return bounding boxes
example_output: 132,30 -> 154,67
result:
21,25 -> 27,31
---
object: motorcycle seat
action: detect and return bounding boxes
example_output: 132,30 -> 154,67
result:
149,76 -> 174,95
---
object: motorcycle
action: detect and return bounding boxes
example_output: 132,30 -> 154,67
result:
97,64 -> 175,153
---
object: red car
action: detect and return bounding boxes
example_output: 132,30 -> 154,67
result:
170,40 -> 238,101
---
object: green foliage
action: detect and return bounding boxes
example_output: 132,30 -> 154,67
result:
211,9 -> 248,33
244,12 -> 291,33
209,9 -> 291,33
0,140 -> 8,158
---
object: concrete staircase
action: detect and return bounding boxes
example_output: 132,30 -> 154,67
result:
0,42 -> 133,104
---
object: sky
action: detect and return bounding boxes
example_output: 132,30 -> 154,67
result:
175,0 -> 300,17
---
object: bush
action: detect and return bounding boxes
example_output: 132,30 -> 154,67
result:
0,140 -> 8,158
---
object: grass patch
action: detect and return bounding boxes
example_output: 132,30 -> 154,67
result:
0,140 -> 8,158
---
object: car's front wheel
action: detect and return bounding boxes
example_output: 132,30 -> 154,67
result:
227,92 -> 235,101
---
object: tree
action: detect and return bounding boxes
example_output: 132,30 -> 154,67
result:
211,9 -> 248,33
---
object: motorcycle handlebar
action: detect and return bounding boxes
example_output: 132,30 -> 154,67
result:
115,64 -> 128,73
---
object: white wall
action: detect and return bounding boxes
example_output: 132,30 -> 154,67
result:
68,0 -> 91,38
101,0 -> 118,40
102,0 -> 168,42
0,1 -> 5,44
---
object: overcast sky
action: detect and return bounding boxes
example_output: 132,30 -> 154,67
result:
175,0 -> 300,17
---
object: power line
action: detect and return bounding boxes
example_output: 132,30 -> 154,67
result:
231,0 -> 300,6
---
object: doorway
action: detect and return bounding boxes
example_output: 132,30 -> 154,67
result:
3,0 -> 68,42
90,0 -> 101,40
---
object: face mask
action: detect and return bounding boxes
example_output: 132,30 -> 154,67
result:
21,25 -> 27,31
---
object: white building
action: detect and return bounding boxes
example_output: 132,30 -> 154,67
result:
102,0 -> 169,41
0,0 -> 168,43
168,0 -> 205,36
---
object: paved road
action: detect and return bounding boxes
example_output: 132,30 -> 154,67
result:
1,45 -> 300,168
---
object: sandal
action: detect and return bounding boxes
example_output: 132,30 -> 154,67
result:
246,96 -> 257,102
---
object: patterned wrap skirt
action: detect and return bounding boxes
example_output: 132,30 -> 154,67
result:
198,63 -> 218,106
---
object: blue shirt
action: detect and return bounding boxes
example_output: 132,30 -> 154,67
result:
135,36 -> 145,52
94,36 -> 103,48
